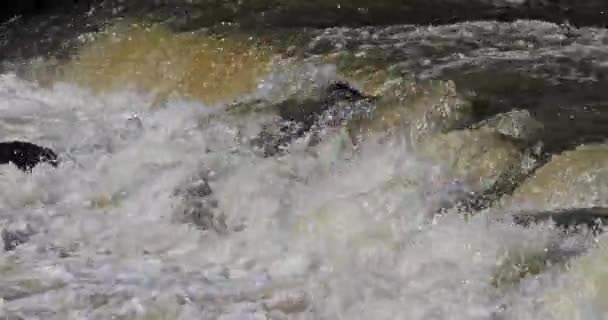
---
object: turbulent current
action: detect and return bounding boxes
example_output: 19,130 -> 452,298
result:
2,4 -> 608,320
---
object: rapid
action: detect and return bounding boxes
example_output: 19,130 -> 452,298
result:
1,5 -> 608,320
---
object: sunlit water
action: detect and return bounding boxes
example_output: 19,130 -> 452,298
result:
0,23 -> 608,320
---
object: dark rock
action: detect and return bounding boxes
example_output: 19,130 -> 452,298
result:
0,141 -> 59,172
512,207 -> 608,231
274,81 -> 372,125
250,121 -> 307,157
253,80 -> 376,156
275,98 -> 326,130
173,172 -> 227,233
2,224 -> 36,251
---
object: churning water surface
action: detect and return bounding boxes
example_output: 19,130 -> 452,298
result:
0,21 -> 607,320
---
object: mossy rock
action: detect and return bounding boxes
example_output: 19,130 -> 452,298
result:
503,144 -> 608,211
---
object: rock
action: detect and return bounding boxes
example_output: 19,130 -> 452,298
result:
251,80 -> 376,157
502,144 -> 608,211
490,236 -> 588,289
416,128 -> 523,194
473,109 -> 544,143
250,120 -> 306,157
512,207 -> 608,230
348,80 -> 473,145
0,141 -> 59,172
172,172 -> 227,233
2,223 -> 35,251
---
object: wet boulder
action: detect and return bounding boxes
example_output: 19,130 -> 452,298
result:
416,127 -> 525,200
501,144 -> 608,211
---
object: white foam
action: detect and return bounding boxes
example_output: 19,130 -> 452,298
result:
0,73 -> 598,319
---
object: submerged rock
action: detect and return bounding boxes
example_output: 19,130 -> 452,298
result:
2,223 -> 36,251
250,120 -> 306,157
502,144 -> 608,211
172,172 -> 227,233
490,237 -> 589,290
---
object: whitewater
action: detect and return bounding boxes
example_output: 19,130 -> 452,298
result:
0,68 -> 601,319
0,13 -> 608,320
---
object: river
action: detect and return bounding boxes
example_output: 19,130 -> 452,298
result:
1,2 -> 608,320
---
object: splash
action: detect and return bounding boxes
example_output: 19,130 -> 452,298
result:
0,73 -> 598,319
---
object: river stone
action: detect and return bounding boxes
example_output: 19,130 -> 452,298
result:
473,109 -> 544,143
348,79 -> 472,144
416,127 -> 523,194
502,144 -> 608,211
